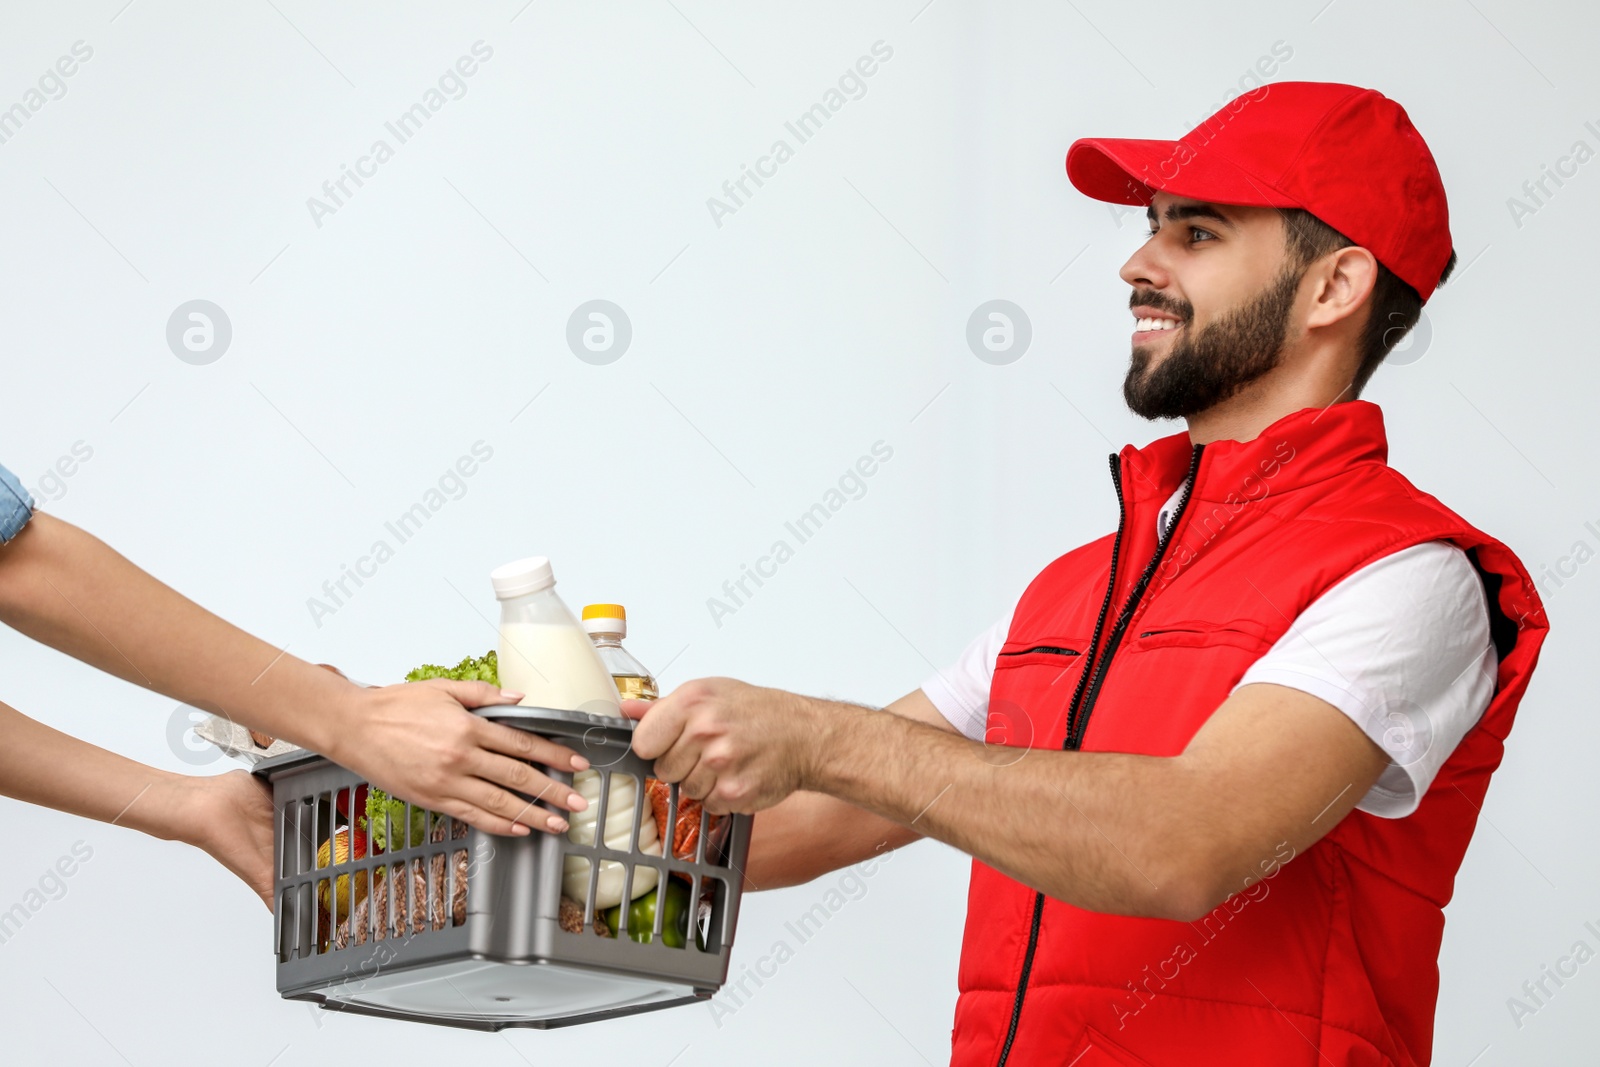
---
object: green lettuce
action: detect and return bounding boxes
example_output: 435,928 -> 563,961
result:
404,649 -> 499,686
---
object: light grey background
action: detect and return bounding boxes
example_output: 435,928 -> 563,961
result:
1,1 -> 1594,1063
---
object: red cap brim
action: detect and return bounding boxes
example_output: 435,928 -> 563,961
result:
1066,137 -> 1302,210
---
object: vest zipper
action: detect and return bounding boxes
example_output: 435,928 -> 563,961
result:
993,443 -> 1204,1067
992,452 -> 1126,1067
1067,443 -> 1202,749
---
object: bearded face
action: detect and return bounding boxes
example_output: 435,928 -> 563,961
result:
1123,262 -> 1303,420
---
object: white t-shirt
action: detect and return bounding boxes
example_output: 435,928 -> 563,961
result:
921,480 -> 1499,818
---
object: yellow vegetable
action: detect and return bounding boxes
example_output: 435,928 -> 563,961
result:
317,827 -> 370,916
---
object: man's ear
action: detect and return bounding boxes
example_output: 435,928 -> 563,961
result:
1305,245 -> 1378,331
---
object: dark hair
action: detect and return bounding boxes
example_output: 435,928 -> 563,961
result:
1278,208 -> 1457,396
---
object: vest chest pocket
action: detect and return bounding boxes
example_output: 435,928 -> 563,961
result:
989,641 -> 1089,749
995,644 -> 1084,670
1130,619 -> 1272,654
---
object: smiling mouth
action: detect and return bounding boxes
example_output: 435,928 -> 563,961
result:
1133,316 -> 1184,339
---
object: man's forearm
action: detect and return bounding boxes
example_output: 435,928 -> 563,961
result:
743,689 -> 946,891
0,514 -> 353,755
635,678 -> 1385,919
803,698 -> 1200,918
746,791 -> 921,891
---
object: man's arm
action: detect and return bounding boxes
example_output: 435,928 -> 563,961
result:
631,679 -> 1389,920
743,688 -> 953,890
0,512 -> 591,836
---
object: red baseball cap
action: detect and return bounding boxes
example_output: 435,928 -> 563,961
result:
1065,81 -> 1452,301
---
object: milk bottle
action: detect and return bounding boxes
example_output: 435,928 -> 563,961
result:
490,558 -> 656,910
561,601 -> 673,908
489,557 -> 622,715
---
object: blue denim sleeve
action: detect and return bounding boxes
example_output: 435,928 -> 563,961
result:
0,462 -> 36,544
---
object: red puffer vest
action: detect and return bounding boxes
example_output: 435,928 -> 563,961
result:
952,401 -> 1547,1067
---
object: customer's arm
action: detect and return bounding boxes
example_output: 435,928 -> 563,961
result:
0,512 -> 591,836
0,699 -> 276,907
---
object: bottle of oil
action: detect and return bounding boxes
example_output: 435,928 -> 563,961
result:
581,603 -> 658,701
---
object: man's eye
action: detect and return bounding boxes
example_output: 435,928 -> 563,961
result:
1143,227 -> 1158,238
1190,227 -> 1216,242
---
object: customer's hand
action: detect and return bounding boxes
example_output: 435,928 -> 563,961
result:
328,679 -> 592,838
0,513 -> 585,840
186,770 -> 277,909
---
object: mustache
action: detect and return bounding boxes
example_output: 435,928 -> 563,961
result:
1129,289 -> 1192,321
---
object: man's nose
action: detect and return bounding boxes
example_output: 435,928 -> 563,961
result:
1119,241 -> 1170,292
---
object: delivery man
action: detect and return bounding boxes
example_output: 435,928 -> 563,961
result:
628,82 -> 1549,1064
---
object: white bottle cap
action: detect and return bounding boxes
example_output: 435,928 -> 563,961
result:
489,556 -> 556,599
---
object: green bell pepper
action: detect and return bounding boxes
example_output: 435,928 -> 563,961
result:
605,880 -> 692,947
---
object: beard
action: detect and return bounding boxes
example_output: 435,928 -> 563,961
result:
1122,264 -> 1302,420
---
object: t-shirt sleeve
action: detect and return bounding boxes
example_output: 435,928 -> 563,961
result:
0,463 -> 35,544
921,607 -> 1015,742
1230,540 -> 1498,819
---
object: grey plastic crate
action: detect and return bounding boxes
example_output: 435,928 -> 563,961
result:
251,705 -> 753,1030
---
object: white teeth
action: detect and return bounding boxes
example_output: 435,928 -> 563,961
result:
1134,317 -> 1179,333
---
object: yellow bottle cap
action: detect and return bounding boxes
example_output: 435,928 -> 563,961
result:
582,603 -> 626,621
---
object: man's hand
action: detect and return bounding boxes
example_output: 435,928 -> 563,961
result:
329,679 -> 592,837
734,681 -> 1391,920
625,678 -> 825,815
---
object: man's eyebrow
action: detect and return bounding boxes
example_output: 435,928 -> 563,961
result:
1145,201 -> 1237,230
